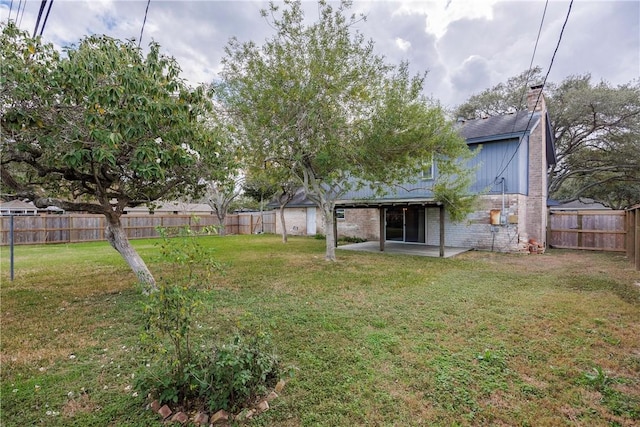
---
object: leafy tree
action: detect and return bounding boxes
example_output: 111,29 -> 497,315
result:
0,23 -> 223,292
455,67 -> 640,209
217,0 -> 474,260
244,164 -> 297,242
201,176 -> 243,236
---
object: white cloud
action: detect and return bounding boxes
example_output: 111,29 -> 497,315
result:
395,37 -> 412,51
392,0 -> 500,39
1,0 -> 638,108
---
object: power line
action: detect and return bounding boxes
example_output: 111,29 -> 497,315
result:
39,0 -> 53,36
495,0 -> 549,182
138,0 -> 151,48
8,0 -> 14,22
17,0 -> 26,27
33,0 -> 46,36
494,0 -> 573,181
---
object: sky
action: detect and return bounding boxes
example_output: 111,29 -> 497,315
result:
1,0 -> 638,108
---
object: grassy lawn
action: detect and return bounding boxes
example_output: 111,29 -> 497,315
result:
1,234 -> 639,426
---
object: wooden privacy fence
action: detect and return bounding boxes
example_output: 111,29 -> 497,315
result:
548,210 -> 626,252
0,212 -> 276,246
627,205 -> 640,271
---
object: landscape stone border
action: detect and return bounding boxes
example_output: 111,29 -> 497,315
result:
146,379 -> 286,425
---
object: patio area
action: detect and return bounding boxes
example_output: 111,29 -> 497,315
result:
337,241 -> 472,258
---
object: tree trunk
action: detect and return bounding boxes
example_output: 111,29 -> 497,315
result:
216,211 -> 226,236
279,206 -> 288,243
322,205 -> 336,261
104,216 -> 157,294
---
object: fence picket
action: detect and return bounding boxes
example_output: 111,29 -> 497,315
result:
0,212 -> 276,246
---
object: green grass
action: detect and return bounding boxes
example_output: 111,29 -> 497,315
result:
1,235 -> 639,426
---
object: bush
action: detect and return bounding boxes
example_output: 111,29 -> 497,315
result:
136,331 -> 283,413
135,224 -> 285,413
202,333 -> 281,413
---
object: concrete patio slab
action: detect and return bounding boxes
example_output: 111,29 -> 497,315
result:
337,241 -> 471,258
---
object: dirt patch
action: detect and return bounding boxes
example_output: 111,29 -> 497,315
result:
62,392 -> 99,417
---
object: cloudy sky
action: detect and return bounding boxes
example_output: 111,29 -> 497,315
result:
1,0 -> 638,108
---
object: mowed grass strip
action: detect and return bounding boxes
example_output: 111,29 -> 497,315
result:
1,235 -> 639,426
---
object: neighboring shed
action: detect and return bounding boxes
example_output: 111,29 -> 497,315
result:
550,198 -> 611,211
267,188 -> 319,236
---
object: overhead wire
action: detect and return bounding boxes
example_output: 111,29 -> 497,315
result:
17,0 -> 26,27
494,0 -> 549,183
39,0 -> 53,36
138,0 -> 151,48
494,0 -> 573,181
7,0 -> 14,22
33,0 -> 46,36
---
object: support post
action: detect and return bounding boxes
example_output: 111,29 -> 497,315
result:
379,207 -> 385,251
439,204 -> 445,258
333,209 -> 338,248
10,215 -> 15,281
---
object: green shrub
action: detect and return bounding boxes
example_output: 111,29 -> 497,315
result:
135,224 -> 284,412
202,333 -> 282,413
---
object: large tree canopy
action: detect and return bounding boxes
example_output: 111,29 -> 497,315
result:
1,23 -> 223,291
455,67 -> 640,209
217,0 -> 474,260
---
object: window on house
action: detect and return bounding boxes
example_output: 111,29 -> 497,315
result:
335,208 -> 345,220
420,157 -> 435,180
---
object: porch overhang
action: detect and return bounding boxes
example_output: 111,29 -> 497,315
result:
335,198 -> 442,208
333,199 -> 447,258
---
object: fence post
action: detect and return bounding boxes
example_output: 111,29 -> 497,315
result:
633,207 -> 640,270
577,213 -> 583,248
9,215 -> 14,281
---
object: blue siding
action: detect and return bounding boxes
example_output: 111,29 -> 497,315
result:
340,136 -> 529,202
468,137 -> 528,195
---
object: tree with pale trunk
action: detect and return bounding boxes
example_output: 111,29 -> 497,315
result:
0,23 -> 225,293
217,0 -> 474,260
201,176 -> 243,236
244,165 -> 297,243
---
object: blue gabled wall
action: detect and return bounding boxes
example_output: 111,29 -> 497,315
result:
467,136 -> 529,196
340,135 -> 530,202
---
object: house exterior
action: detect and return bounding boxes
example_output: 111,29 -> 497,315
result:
0,200 -> 39,216
274,85 -> 556,253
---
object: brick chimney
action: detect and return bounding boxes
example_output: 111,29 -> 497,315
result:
527,84 -> 545,112
524,83 -> 548,249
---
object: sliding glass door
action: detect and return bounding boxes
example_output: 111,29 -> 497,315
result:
385,207 -> 425,243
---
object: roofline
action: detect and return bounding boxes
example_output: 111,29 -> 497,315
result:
465,131 -> 527,145
335,198 -> 442,208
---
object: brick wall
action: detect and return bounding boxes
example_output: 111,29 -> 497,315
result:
424,196 -> 523,251
337,208 -> 379,240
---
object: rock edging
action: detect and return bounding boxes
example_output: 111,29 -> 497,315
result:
147,379 -> 286,425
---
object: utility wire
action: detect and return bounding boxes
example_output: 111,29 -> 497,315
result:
39,0 -> 53,36
33,0 -> 46,36
17,0 -> 26,27
8,0 -> 14,22
495,0 -> 549,183
494,0 -> 573,181
138,0 -> 151,48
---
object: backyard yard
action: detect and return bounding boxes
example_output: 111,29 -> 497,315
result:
1,234 -> 639,426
